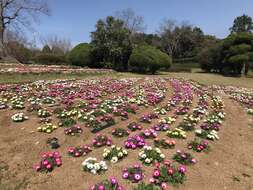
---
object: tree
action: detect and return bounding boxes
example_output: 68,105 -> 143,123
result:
41,35 -> 72,55
67,43 -> 92,67
0,0 -> 50,58
230,14 -> 253,34
128,44 -> 172,74
158,19 -> 204,58
221,33 -> 253,75
42,44 -> 51,53
115,8 -> 146,34
90,16 -> 132,71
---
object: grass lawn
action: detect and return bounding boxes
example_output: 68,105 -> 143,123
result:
0,71 -> 252,88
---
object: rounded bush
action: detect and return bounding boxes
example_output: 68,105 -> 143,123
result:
129,45 -> 172,74
67,43 -> 92,67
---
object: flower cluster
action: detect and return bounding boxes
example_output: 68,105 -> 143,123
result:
167,128 -> 186,139
11,112 -> 28,122
154,138 -> 176,149
124,135 -> 146,149
34,151 -> 62,172
68,145 -> 92,157
90,177 -> 124,190
112,128 -> 130,138
139,129 -> 158,139
103,145 -> 128,163
64,125 -> 83,136
173,150 -> 196,165
140,113 -> 158,123
93,134 -> 112,148
139,146 -> 165,166
152,123 -> 170,131
37,108 -> 51,118
82,157 -> 108,174
127,122 -> 142,131
195,129 -> 219,140
122,164 -> 144,183
150,162 -> 187,188
188,138 -> 210,152
37,123 -> 58,133
158,116 -> 176,125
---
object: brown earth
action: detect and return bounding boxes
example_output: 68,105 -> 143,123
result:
0,81 -> 252,190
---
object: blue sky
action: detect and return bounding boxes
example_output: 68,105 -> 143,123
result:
33,0 -> 253,46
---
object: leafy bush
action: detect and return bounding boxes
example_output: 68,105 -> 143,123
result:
33,54 -> 66,65
129,45 -> 172,74
67,43 -> 92,67
198,44 -> 222,72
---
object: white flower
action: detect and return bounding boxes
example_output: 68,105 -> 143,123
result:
160,154 -> 165,158
145,158 -> 151,163
111,157 -> 118,163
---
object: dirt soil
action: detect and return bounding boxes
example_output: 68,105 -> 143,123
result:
0,81 -> 252,190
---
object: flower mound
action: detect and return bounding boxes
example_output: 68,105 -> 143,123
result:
37,123 -> 58,134
139,129 -> 158,139
188,138 -> 210,152
34,151 -> 62,172
154,138 -> 176,149
64,125 -> 83,136
124,135 -> 146,149
122,164 -> 144,183
68,145 -> 92,157
150,163 -> 187,188
173,150 -> 196,165
103,145 -> 128,163
93,134 -> 112,148
11,112 -> 28,122
167,128 -> 186,139
112,128 -> 130,138
82,157 -> 108,175
139,146 -> 165,166
127,122 -> 142,131
90,177 -> 124,190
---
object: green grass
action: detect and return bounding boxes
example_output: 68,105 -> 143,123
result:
0,72 -> 122,84
0,70 -> 252,89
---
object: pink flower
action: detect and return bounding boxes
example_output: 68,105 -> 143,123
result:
191,158 -> 197,164
161,182 -> 168,189
110,177 -> 117,185
153,169 -> 160,177
149,178 -> 155,183
43,160 -> 49,166
46,164 -> 52,169
179,165 -> 187,174
122,172 -> 129,179
134,174 -> 142,181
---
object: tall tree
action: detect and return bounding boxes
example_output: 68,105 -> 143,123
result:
230,14 -> 253,34
115,8 -> 146,34
0,0 -> 50,58
90,16 -> 132,71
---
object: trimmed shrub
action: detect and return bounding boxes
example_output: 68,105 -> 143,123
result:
129,45 -> 172,74
67,43 -> 92,67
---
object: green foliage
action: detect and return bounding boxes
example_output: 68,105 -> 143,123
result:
198,43 -> 222,72
33,54 -> 66,65
159,166 -> 185,185
90,16 -> 132,71
42,45 -> 52,54
134,183 -> 161,190
222,33 -> 253,75
129,45 -> 172,74
67,43 -> 92,67
230,14 -> 253,33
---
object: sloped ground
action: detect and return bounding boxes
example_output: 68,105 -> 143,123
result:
0,77 -> 252,190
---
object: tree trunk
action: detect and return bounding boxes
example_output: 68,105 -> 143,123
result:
0,26 -> 4,58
